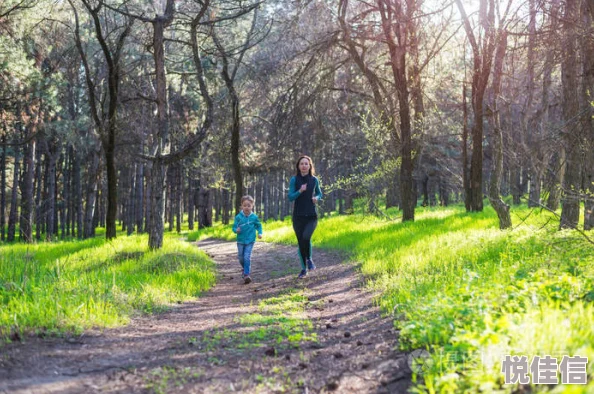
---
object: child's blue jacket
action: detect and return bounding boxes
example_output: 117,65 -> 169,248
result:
232,212 -> 263,244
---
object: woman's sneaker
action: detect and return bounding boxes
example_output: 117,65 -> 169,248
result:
298,269 -> 307,279
244,275 -> 252,284
306,259 -> 316,271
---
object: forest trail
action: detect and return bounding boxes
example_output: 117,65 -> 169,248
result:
1,239 -> 411,393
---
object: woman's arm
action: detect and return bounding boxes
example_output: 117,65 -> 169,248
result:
314,177 -> 323,200
287,176 -> 301,202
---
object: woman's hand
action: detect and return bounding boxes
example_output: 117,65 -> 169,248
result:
312,196 -> 318,204
299,184 -> 307,193
236,227 -> 241,233
258,234 -> 262,239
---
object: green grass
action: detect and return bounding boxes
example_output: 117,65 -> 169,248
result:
190,204 -> 594,393
195,288 -> 316,353
0,232 -> 215,341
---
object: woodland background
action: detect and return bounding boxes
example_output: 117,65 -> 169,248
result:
1,0 -> 593,247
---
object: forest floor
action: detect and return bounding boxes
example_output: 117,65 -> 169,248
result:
0,239 -> 412,393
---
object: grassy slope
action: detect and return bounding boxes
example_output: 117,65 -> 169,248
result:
0,232 -> 215,340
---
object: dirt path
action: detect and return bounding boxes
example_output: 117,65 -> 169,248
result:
0,239 -> 411,393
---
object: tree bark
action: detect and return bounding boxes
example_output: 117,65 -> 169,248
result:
188,177 -> 194,230
147,0 -> 174,250
43,138 -> 59,241
487,31 -> 511,229
176,166 -> 182,233
70,0 -> 133,241
1,134 -> 6,241
73,149 -> 83,238
462,84 -> 472,211
19,123 -> 35,242
560,0 -> 581,229
127,166 -> 135,235
197,186 -> 213,228
64,149 -> 72,237
377,0 -> 415,221
83,148 -> 99,238
525,0 -> 542,208
581,0 -> 594,230
135,162 -> 144,233
456,0 -> 504,212
7,146 -> 19,242
34,146 -> 43,240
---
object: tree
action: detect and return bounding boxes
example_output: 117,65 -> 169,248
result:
70,0 -> 133,240
487,30 -> 511,229
559,0 -> 581,229
212,4 -> 261,215
456,0 -> 512,212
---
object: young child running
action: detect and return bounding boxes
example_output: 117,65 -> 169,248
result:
232,195 -> 263,284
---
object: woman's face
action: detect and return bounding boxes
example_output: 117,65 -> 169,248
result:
298,158 -> 310,174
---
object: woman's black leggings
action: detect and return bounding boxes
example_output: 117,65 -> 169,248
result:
292,215 -> 318,270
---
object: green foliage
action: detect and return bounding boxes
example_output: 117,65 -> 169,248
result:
0,233 -> 215,341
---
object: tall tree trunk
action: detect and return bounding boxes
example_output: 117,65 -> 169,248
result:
45,152 -> 57,241
488,31 -> 511,229
71,0 -> 130,241
581,0 -> 594,230
73,150 -> 83,239
127,165 -> 136,236
34,146 -> 43,240
560,0 -> 581,229
462,84 -> 472,211
378,0 -> 415,221
542,1 -> 560,211
104,121 -> 117,240
222,182 -> 230,225
188,177 -> 194,230
84,149 -> 99,238
148,2 -> 174,250
456,0 -> 501,212
166,173 -> 171,230
19,132 -> 35,243
439,178 -> 449,206
64,148 -> 72,237
198,186 -> 213,228
422,175 -> 429,207
7,146 -> 19,242
176,166 -> 182,233
149,159 -> 167,249
264,171 -> 270,221
60,152 -> 68,238
525,0 -> 542,208
136,162 -> 144,233
1,134 -> 6,241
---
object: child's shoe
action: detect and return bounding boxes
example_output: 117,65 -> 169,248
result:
306,258 -> 316,271
297,269 -> 307,279
244,275 -> 252,284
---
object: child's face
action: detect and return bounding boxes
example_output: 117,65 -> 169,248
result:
241,200 -> 253,215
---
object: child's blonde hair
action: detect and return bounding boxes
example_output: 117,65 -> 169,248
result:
241,195 -> 255,204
